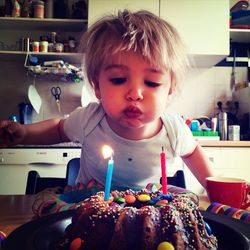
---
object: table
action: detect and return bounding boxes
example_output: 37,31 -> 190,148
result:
0,195 -> 36,236
0,194 -> 211,237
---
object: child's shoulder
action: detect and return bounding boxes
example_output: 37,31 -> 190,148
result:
162,113 -> 185,127
74,102 -> 104,118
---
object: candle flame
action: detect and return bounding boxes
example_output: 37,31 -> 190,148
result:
102,145 -> 114,159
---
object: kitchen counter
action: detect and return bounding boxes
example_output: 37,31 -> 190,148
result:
198,141 -> 250,147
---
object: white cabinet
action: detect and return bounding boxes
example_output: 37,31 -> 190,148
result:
160,0 -> 230,67
88,0 -> 230,67
88,0 -> 159,25
184,146 -> 250,194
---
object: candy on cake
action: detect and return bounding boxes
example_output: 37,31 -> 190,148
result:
57,188 -> 218,250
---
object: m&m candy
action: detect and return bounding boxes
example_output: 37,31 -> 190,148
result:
69,237 -> 83,250
157,241 -> 175,250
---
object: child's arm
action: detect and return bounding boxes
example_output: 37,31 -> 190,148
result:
0,119 -> 70,147
182,144 -> 214,189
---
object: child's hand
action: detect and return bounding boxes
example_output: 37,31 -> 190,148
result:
0,120 -> 26,147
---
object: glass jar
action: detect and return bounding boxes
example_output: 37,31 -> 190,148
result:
50,32 -> 57,44
55,42 -> 64,53
33,1 -> 44,18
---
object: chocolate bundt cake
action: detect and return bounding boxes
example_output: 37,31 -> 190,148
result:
58,189 -> 218,250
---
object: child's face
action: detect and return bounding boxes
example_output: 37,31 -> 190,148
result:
94,50 -> 172,139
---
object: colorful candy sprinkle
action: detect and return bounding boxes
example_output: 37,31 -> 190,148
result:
157,241 -> 175,250
159,193 -> 172,201
156,199 -> 169,205
155,203 -> 166,207
113,197 -> 125,203
205,222 -> 212,235
148,197 -> 160,205
109,202 -> 120,207
124,194 -> 136,204
69,237 -> 83,250
138,194 -> 151,202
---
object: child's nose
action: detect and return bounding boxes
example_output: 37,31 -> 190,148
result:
126,87 -> 143,101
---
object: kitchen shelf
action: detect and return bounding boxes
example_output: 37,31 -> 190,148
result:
0,17 -> 87,32
230,28 -> 250,43
0,51 -> 84,64
24,53 -> 83,80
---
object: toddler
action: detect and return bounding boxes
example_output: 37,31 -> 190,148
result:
0,10 -> 213,190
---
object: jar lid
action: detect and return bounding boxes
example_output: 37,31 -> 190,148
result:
33,1 -> 44,6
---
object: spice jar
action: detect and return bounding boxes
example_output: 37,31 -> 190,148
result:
55,42 -> 64,53
32,41 -> 40,52
40,41 -> 48,52
33,0 -> 44,18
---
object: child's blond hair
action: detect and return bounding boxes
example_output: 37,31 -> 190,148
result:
80,9 -> 190,94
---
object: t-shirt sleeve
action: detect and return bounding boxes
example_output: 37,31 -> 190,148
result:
163,114 -> 197,157
63,103 -> 102,144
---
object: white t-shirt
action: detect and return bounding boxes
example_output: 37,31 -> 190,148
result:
64,102 -> 197,189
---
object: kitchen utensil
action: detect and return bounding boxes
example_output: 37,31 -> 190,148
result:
28,78 -> 42,114
217,101 -> 223,112
230,48 -> 236,91
218,112 -> 228,140
51,86 -> 62,113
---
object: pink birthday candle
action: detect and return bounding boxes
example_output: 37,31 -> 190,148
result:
160,147 -> 167,194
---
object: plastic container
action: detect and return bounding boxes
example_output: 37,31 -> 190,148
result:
32,41 -> 39,52
29,55 -> 39,66
228,125 -> 240,141
40,41 -> 48,52
18,103 -> 33,124
33,0 -> 44,18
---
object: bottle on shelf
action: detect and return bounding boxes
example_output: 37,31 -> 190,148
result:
12,0 -> 20,17
20,0 -> 31,17
45,0 -> 53,18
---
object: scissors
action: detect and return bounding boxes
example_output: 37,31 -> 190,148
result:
51,86 -> 62,112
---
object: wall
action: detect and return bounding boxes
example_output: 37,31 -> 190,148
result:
0,61 -> 84,122
167,66 -> 248,119
0,60 -> 248,122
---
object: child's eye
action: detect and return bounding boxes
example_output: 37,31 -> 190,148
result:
145,80 -> 161,87
109,78 -> 127,85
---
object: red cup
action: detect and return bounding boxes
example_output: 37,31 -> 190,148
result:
206,177 -> 250,209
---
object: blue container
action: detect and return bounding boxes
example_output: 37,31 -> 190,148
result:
18,103 -> 33,124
